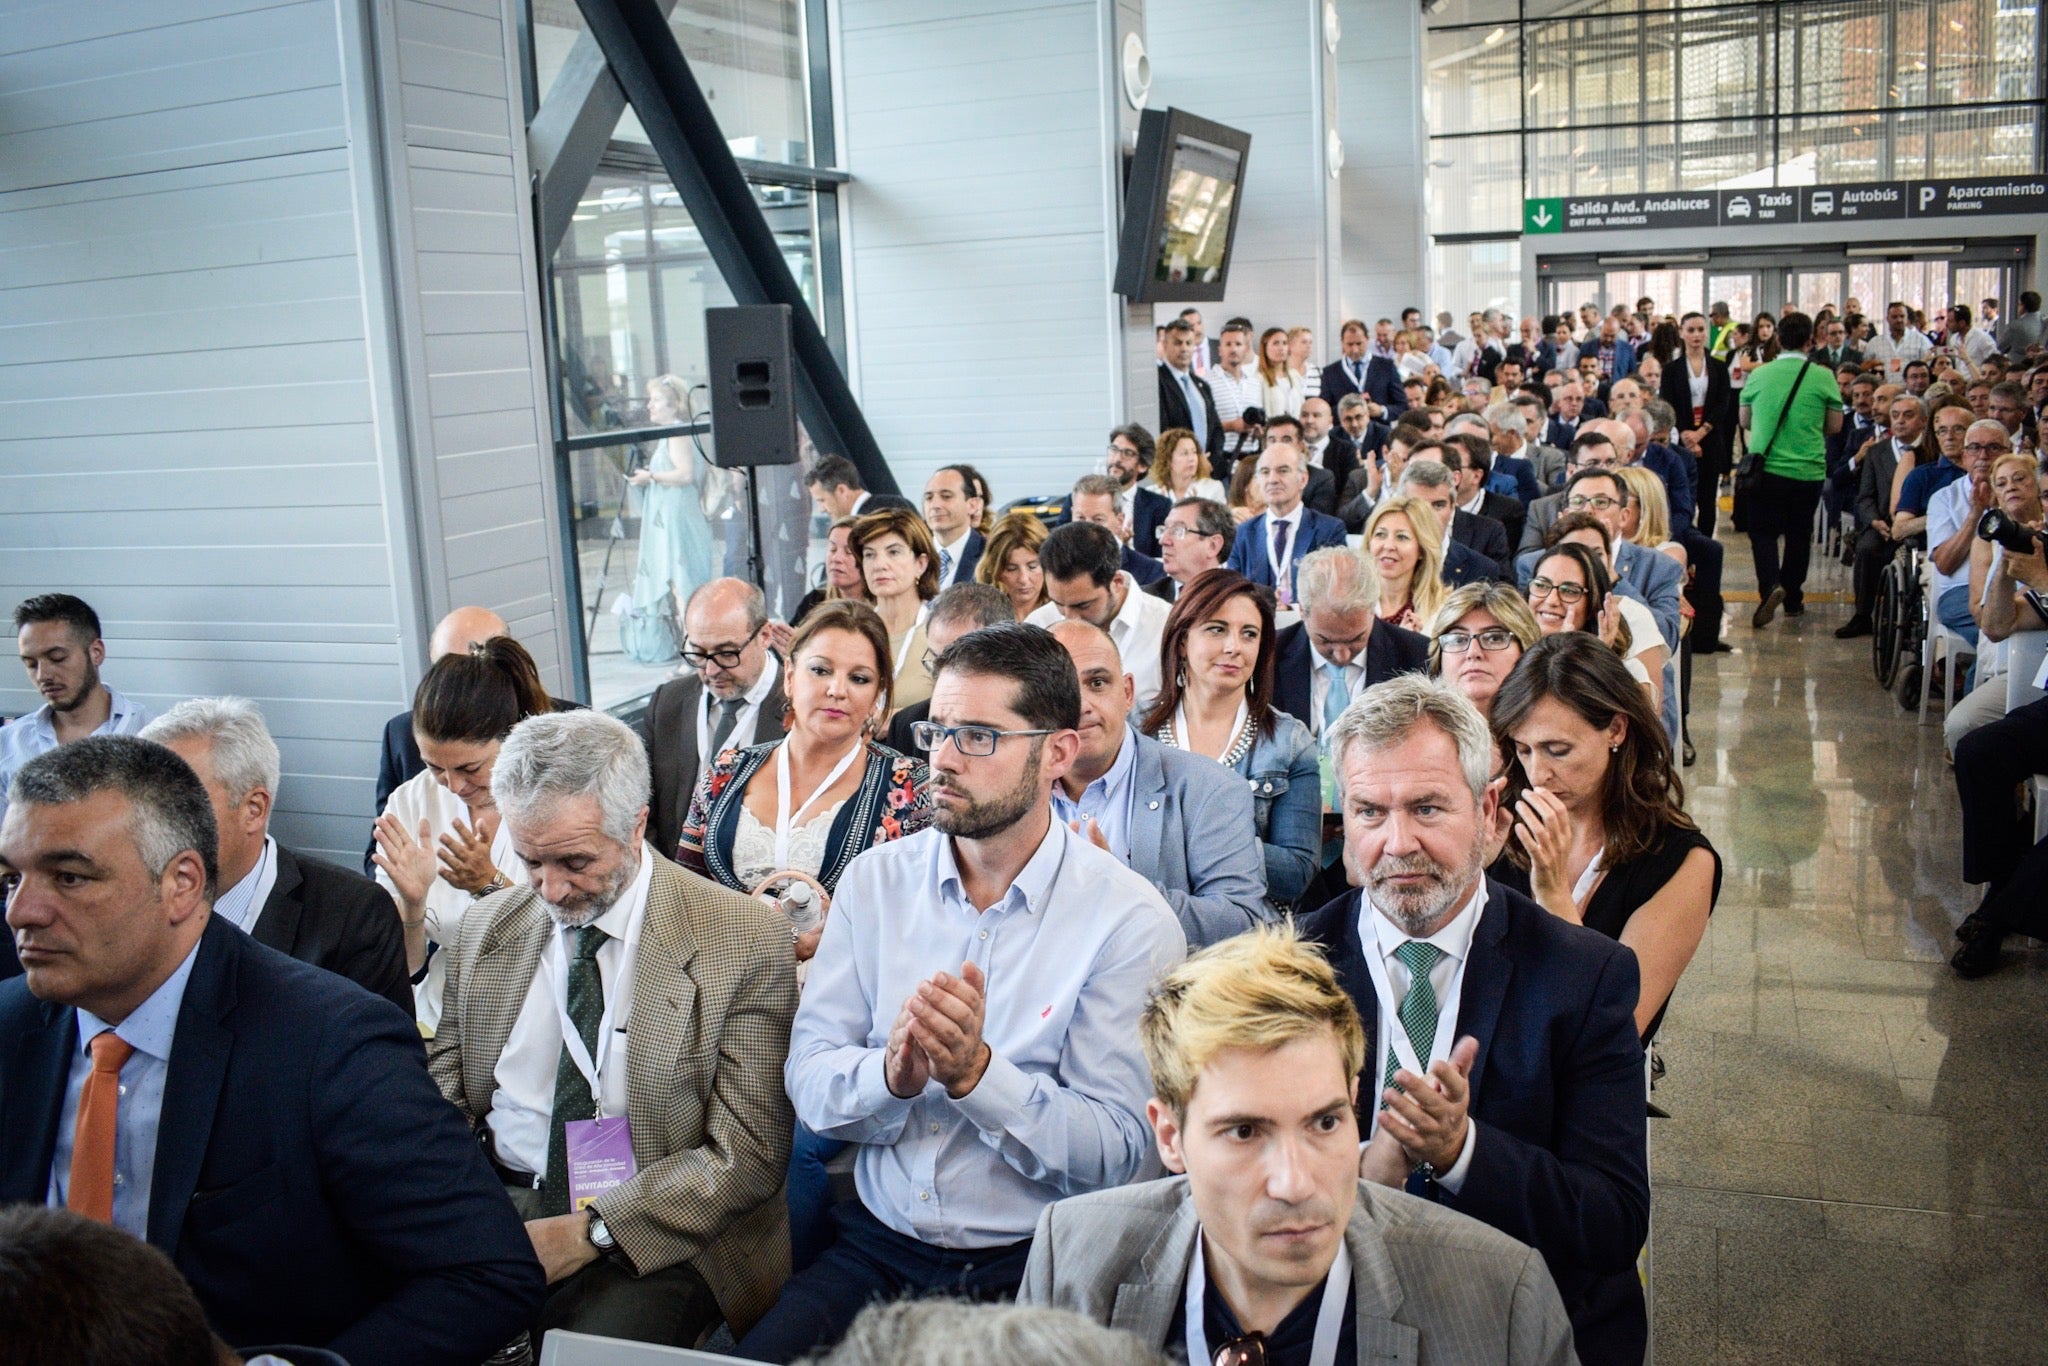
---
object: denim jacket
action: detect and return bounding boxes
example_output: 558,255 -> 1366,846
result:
1231,710 -> 1322,909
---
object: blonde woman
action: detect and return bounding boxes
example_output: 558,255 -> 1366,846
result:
1363,495 -> 1447,631
1257,327 -> 1303,419
1616,465 -> 1688,575
1147,426 -> 1227,503
976,511 -> 1050,617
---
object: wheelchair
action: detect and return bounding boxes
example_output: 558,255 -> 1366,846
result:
1872,541 -> 1926,705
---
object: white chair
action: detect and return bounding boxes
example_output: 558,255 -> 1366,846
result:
2005,631 -> 2048,841
1918,561 -> 1970,725
541,1333 -> 747,1365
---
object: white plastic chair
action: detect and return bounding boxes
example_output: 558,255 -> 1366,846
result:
2005,631 -> 2048,841
1919,561 -> 1970,725
541,1332 -> 745,1365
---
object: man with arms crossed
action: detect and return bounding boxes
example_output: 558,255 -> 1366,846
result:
1021,926 -> 1577,1365
735,624 -> 1185,1362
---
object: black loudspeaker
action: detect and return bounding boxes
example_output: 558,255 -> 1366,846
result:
705,304 -> 798,467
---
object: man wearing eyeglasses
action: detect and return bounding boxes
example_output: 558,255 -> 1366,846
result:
1921,419 -> 2012,655
1149,498 -> 1234,604
636,579 -> 785,859
737,624 -> 1185,1363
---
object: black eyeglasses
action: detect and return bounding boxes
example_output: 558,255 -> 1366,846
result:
910,721 -> 1058,757
1438,627 -> 1519,653
1528,576 -> 1588,604
680,623 -> 765,669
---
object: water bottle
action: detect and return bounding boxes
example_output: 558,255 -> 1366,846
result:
782,880 -> 824,935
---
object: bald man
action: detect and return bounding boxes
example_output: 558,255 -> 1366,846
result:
363,607 -> 576,874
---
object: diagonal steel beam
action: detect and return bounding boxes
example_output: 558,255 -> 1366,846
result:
571,0 -> 891,490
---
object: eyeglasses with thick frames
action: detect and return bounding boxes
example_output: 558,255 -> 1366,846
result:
910,721 -> 1058,757
679,622 -> 765,670
1564,493 -> 1623,511
1527,576 -> 1588,604
1438,627 -> 1520,653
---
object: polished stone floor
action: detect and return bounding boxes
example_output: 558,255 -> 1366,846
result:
1650,524 -> 2048,1364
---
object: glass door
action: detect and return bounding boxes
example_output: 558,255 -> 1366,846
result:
1542,274 -> 1605,322
1786,269 -> 1847,318
1706,272 -> 1759,327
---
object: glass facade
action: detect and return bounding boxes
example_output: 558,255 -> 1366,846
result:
1425,0 -> 2048,311
526,1 -> 839,712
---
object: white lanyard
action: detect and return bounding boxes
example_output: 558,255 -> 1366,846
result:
1185,1229 -> 1349,1366
774,739 -> 862,870
1570,847 -> 1605,911
892,603 -> 929,676
1265,513 -> 1300,590
550,925 -> 626,1118
1171,697 -> 1249,760
1360,909 -> 1467,1138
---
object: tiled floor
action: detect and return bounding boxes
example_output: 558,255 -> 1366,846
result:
1651,522 -> 2048,1364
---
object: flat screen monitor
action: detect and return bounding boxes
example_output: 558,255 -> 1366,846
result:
1114,108 -> 1253,304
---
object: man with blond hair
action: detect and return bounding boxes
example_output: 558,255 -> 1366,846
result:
1020,925 -> 1577,1365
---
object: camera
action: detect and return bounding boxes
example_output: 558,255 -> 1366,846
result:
1976,507 -> 2048,554
1239,405 -> 1268,429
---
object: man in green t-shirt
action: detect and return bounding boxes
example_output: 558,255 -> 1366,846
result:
1738,311 -> 1845,626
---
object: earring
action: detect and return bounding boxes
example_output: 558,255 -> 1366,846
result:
1610,743 -> 1620,753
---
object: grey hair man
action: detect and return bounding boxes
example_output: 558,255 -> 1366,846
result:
1272,547 -> 1430,742
1149,497 -> 1233,602
884,582 -> 1016,753
429,709 -> 797,1348
1399,458 -> 1505,589
142,698 -> 410,1013
1477,403 -> 1542,503
1296,673 -> 1651,1364
811,1301 -> 1172,1366
639,577 -> 787,857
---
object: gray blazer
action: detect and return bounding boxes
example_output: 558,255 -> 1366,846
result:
1517,490 -> 1567,555
1122,731 -> 1268,947
1020,1176 -> 1579,1366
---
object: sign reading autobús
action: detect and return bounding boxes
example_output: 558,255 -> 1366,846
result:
1802,182 -> 1904,220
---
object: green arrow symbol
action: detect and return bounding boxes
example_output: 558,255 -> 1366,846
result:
1523,197 -> 1564,234
1532,205 -> 1552,226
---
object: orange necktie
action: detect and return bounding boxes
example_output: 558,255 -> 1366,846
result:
66,1031 -> 135,1223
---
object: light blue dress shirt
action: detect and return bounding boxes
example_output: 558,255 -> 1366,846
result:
1050,724 -> 1139,862
0,687 -> 153,827
211,835 -> 278,934
47,939 -> 202,1238
786,816 -> 1185,1248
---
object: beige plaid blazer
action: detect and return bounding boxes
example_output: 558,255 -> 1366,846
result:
428,851 -> 797,1335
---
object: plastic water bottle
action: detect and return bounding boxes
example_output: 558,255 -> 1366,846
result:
782,881 -> 824,935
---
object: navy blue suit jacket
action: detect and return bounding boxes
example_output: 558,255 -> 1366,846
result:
1298,882 -> 1650,1365
944,528 -> 986,586
1486,454 -> 1542,505
1271,617 -> 1430,733
1121,543 -> 1167,586
1226,508 -> 1349,600
0,917 -> 544,1362
1441,538 -> 1502,588
1636,442 -> 1697,529
1053,487 -> 1173,560
1320,356 -> 1409,418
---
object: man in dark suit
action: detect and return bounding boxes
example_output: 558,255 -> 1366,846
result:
1144,496 -> 1232,604
1336,391 -> 1390,459
637,578 -> 788,858
1225,421 -> 1349,606
1091,430 -> 1174,559
1321,319 -> 1408,419
1301,395 -> 1359,496
1068,475 -> 1168,586
140,699 -> 411,1016
0,736 -> 544,1363
804,454 -> 916,519
1297,677 -> 1649,1365
1272,546 -> 1431,740
1393,455 -> 1505,587
922,465 -> 988,588
1437,435 -> 1522,563
1157,318 -> 1226,470
883,584 -> 1015,753
1809,317 -> 1864,371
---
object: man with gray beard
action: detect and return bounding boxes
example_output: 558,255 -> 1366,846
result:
428,709 -> 797,1350
1297,675 -> 1649,1366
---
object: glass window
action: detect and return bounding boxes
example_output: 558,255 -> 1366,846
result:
1428,134 -> 1523,235
1527,124 -> 1647,198
1426,26 -> 1523,136
1431,240 -> 1521,319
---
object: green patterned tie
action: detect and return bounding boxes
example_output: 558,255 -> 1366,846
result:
1380,939 -> 1445,1104
542,924 -> 607,1215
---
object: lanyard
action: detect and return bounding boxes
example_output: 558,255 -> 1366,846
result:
1570,847 -> 1605,911
1185,1229 -> 1349,1366
892,603 -> 930,676
550,924 -> 626,1118
1359,907 -> 1467,1137
1265,514 -> 1300,591
774,739 -> 862,870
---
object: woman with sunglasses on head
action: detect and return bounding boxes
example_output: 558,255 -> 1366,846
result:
1492,632 -> 1720,1042
849,507 -> 941,718
1141,569 -> 1319,911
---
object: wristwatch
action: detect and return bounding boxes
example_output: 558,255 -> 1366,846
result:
587,1208 -> 617,1254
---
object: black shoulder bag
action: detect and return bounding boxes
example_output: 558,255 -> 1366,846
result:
1736,358 -> 1814,497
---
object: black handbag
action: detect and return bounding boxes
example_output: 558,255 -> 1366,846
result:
1736,358 -> 1815,497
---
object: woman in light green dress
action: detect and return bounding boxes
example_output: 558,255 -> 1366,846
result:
624,373 -> 717,661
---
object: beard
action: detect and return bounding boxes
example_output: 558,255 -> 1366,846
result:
1365,841 -> 1485,938
537,851 -> 639,929
47,660 -> 100,713
930,748 -> 1042,841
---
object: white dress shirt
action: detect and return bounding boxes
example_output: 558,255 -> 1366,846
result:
1459,488 -> 1487,517
485,845 -> 655,1176
0,686 -> 153,829
785,817 -> 1185,1247
1927,476 -> 1976,599
934,529 -> 974,590
212,835 -> 281,935
1358,879 -> 1485,1190
696,653 -> 783,795
1866,329 -> 1931,381
1027,573 -> 1172,716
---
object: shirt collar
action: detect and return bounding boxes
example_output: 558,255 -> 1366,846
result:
1164,361 -> 1192,380
1267,503 -> 1304,530
77,935 -> 204,1064
937,527 -> 973,556
20,687 -> 141,745
1079,723 -> 1138,804
1308,640 -> 1361,677
744,653 -> 781,708
212,835 -> 278,933
1460,488 -> 1486,515
1363,877 -> 1487,970
1110,572 -> 1147,640
933,811 -> 1068,917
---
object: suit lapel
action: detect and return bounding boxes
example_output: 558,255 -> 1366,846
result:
150,918 -> 238,1256
1347,1199 -> 1419,1363
1456,883 -> 1516,1107
1125,738 -> 1168,882
466,892 -> 550,1117
251,845 -> 303,955
1110,1192 -> 1199,1346
626,862 -> 700,1166
2,1000 -> 76,1204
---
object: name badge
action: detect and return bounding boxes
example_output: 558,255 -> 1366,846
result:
565,1116 -> 636,1211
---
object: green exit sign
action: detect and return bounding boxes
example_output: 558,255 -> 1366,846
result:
1523,198 -> 1563,234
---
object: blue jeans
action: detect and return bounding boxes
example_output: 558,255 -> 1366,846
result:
786,1122 -> 846,1272
1937,585 -> 1981,689
731,1200 -> 1033,1362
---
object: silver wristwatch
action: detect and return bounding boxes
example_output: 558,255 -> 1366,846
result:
587,1208 -> 616,1253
